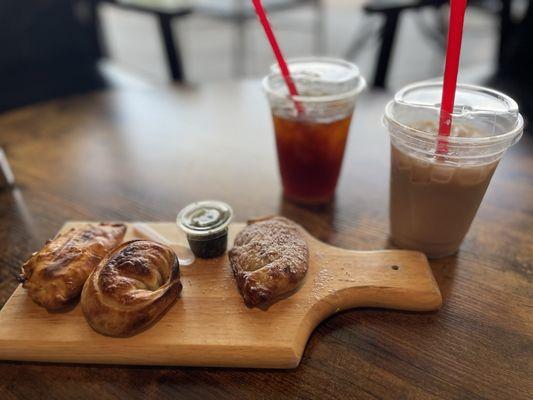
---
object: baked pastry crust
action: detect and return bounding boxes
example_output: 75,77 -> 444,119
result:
228,216 -> 309,307
20,223 -> 126,311
81,240 -> 182,337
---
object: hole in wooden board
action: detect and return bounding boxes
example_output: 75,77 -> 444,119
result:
391,265 -> 400,270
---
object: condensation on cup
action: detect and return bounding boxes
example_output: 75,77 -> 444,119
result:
383,81 -> 524,258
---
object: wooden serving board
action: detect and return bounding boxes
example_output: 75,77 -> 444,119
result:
0,222 -> 442,368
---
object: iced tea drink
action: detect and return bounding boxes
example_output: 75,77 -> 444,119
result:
273,113 -> 352,203
384,82 -> 524,258
264,58 -> 365,204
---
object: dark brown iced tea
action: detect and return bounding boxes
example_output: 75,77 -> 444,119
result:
273,113 -> 352,204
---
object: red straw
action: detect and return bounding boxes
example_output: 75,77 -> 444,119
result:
252,0 -> 304,114
437,0 -> 468,154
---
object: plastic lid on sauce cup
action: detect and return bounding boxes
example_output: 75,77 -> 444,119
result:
264,57 -> 366,102
177,200 -> 233,239
177,200 -> 233,259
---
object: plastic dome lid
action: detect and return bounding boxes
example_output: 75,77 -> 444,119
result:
397,81 -> 518,115
264,57 -> 366,102
384,81 -> 523,142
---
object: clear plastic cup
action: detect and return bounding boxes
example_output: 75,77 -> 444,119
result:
383,81 -> 524,258
263,57 -> 366,204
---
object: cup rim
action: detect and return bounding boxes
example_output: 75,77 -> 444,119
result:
262,57 -> 366,103
383,81 -> 524,146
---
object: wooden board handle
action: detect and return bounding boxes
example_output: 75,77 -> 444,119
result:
324,247 -> 442,311
311,240 -> 442,312
292,240 -> 442,360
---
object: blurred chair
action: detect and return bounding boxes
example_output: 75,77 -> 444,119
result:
0,0 -> 105,112
351,0 -> 446,88
495,0 -> 533,125
96,0 -> 193,82
497,0 -> 531,68
194,0 -> 324,77
352,0 -> 524,89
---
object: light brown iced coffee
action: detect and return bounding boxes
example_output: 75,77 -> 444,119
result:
390,141 -> 498,258
384,83 -> 523,258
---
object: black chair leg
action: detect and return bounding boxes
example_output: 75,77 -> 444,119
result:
373,10 -> 401,88
88,0 -> 105,59
158,14 -> 185,82
498,0 -> 512,66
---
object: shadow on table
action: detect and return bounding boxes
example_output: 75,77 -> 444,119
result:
277,195 -> 338,243
427,256 -> 458,303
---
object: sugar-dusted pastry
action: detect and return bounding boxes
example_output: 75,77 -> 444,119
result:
20,223 -> 126,311
228,216 -> 309,307
81,240 -> 182,337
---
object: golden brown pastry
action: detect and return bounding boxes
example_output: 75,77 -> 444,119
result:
81,240 -> 182,337
19,223 -> 126,311
228,216 -> 309,307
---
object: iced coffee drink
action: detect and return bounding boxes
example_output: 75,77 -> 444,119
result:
384,83 -> 523,258
390,124 -> 499,257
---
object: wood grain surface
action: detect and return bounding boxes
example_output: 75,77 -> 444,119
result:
0,81 -> 531,399
0,221 -> 440,368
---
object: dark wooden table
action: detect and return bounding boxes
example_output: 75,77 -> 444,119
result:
0,81 -> 531,399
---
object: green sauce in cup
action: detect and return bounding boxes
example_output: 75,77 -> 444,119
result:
177,200 -> 233,259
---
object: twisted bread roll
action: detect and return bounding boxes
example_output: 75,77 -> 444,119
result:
81,240 -> 182,337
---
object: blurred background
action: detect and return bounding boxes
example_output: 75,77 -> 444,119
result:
0,0 -> 531,122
